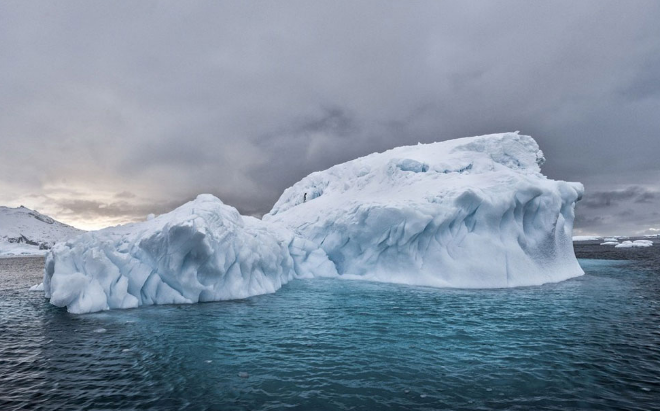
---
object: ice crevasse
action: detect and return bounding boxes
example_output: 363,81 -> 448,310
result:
43,132 -> 585,313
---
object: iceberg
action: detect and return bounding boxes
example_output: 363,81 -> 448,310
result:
265,132 -> 584,288
43,132 -> 585,313
43,195 -> 336,313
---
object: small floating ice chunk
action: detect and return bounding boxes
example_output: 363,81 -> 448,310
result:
238,371 -> 249,378
93,328 -> 107,333
29,283 -> 44,291
603,237 -> 618,242
600,241 -> 619,246
122,348 -> 132,352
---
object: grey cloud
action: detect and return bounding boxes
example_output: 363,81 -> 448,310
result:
616,210 -> 635,218
580,186 -> 658,209
574,214 -> 606,227
574,185 -> 659,235
114,191 -> 136,199
634,191 -> 656,204
56,198 -> 186,221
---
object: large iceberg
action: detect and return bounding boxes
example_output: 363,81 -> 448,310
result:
43,195 -> 336,313
265,132 -> 584,288
43,132 -> 585,313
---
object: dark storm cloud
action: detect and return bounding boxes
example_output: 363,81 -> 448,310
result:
575,184 -> 660,234
574,214 -> 606,229
0,0 -> 659,234
580,186 -> 658,209
114,191 -> 136,199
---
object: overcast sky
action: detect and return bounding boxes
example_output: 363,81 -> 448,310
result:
1,1 -> 659,234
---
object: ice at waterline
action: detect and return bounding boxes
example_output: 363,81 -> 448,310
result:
39,132 -> 584,313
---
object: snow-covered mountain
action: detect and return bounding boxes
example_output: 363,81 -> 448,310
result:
0,206 -> 83,257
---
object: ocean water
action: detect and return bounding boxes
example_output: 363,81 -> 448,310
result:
1,244 -> 659,410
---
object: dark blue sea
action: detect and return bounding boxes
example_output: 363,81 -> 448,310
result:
1,241 -> 659,410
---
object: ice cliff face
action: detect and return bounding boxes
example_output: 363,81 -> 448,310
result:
43,132 -> 584,313
43,195 -> 336,314
265,132 -> 584,288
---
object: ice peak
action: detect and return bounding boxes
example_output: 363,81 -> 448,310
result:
195,194 -> 224,203
267,132 -> 548,217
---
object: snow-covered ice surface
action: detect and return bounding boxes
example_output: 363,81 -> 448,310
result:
43,195 -> 336,313
615,240 -> 654,248
0,206 -> 82,257
266,132 -> 584,289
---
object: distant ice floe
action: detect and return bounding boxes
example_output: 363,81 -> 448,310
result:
599,241 -> 619,246
42,132 -> 585,313
572,236 -> 602,242
614,240 -> 654,248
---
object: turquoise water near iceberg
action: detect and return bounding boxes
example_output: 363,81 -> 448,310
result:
1,248 -> 659,410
